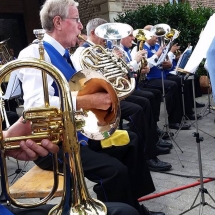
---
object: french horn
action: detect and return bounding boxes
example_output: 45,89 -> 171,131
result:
78,23 -> 136,100
0,29 -> 122,214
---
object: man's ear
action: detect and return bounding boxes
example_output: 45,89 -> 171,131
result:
53,16 -> 62,30
91,30 -> 95,36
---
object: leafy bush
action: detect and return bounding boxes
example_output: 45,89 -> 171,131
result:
115,2 -> 214,75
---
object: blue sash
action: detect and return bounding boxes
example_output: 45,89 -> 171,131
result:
43,42 -> 88,145
122,46 -> 132,63
0,205 -> 14,215
144,44 -> 167,79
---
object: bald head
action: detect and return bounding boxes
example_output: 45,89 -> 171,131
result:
144,25 -> 153,31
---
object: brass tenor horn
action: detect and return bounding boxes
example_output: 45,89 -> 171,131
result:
133,29 -> 153,82
78,23 -> 136,100
0,29 -> 120,214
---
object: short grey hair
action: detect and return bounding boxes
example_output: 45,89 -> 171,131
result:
86,18 -> 107,36
40,0 -> 79,32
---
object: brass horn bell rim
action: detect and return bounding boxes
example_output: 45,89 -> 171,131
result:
133,29 -> 153,41
94,22 -> 132,40
150,23 -> 171,37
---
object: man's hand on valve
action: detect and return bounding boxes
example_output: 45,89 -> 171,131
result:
134,50 -> 147,63
141,65 -> 150,74
162,60 -> 172,69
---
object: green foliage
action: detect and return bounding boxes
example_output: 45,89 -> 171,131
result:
114,2 -> 214,75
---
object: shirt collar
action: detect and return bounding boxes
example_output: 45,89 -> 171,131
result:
44,33 -> 65,57
145,42 -> 151,49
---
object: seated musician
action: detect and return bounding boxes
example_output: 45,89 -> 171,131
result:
72,18 -> 173,173
14,1 -> 165,215
132,24 -> 191,130
0,117 -> 140,215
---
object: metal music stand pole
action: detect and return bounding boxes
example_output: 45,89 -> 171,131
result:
174,73 -> 191,139
179,75 -> 215,215
160,68 -> 184,167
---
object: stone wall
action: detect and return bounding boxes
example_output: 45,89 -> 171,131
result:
79,0 -> 215,30
114,0 -> 215,11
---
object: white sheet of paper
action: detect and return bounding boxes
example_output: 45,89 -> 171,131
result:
3,71 -> 22,100
184,13 -> 215,74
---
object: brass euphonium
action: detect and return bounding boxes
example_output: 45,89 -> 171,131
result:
78,23 -> 136,100
150,23 -> 171,47
0,29 -> 121,214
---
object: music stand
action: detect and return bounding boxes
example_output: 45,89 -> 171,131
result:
148,37 -> 184,167
179,73 -> 215,215
179,14 -> 215,214
171,45 -> 193,138
3,71 -> 23,108
159,67 -> 184,168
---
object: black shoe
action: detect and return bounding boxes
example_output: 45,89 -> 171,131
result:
156,145 -> 170,155
169,123 -> 191,130
196,101 -> 205,108
139,204 -> 165,215
157,138 -> 173,149
146,157 -> 172,172
156,127 -> 170,139
186,113 -> 202,120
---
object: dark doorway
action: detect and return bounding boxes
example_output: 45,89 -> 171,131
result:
0,13 -> 28,58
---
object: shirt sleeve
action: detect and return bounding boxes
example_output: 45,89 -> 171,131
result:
168,51 -> 175,63
147,54 -> 159,68
128,46 -> 139,71
17,44 -> 77,110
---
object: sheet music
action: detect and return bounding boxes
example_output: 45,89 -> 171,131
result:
184,13 -> 215,73
175,46 -> 192,72
3,71 -> 22,100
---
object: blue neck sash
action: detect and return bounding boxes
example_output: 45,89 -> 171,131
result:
0,205 -> 14,215
43,41 -> 75,82
43,41 -> 88,145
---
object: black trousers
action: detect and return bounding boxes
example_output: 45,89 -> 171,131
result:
120,94 -> 159,159
2,111 -> 19,130
34,131 -> 155,212
6,202 -> 140,215
166,74 -> 193,115
139,78 -> 183,123
133,88 -> 162,122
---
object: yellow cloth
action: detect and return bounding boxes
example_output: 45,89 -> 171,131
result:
101,130 -> 130,148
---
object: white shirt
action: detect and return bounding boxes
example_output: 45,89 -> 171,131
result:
168,51 -> 175,63
71,46 -> 85,72
120,44 -> 139,72
17,34 -> 77,110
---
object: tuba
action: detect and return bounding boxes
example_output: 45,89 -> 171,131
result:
78,23 -> 136,100
0,29 -> 122,214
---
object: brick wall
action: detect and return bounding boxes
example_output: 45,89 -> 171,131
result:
79,0 -> 215,29
115,0 -> 215,11
78,0 -> 101,32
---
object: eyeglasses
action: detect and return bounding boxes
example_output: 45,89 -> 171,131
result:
64,17 -> 81,23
